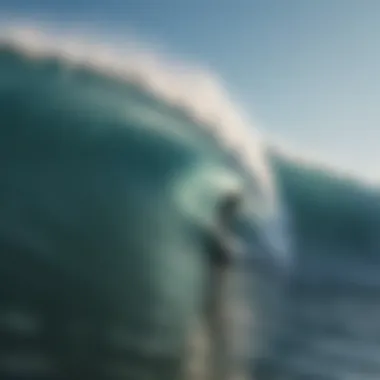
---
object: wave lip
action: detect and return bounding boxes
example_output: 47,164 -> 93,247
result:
0,23 -> 277,205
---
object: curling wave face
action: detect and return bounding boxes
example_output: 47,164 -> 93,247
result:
0,27 -> 292,380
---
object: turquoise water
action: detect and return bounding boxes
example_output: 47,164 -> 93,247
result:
0,41 -> 289,380
262,153 -> 380,379
1,35 -> 380,380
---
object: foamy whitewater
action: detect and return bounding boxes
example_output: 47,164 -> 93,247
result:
1,23 -> 380,380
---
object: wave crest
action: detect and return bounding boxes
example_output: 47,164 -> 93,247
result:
0,22 -> 278,210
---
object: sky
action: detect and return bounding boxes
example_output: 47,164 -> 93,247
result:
1,0 -> 380,180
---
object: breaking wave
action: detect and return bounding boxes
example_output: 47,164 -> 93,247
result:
2,22 -> 380,379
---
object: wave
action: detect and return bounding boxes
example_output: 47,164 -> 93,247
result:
266,149 -> 380,379
269,147 -> 380,252
0,24 -> 293,380
2,21 -> 380,380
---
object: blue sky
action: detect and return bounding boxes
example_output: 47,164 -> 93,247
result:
2,0 -> 380,180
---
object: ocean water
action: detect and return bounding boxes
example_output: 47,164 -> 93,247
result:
1,25 -> 380,380
262,153 -> 380,380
